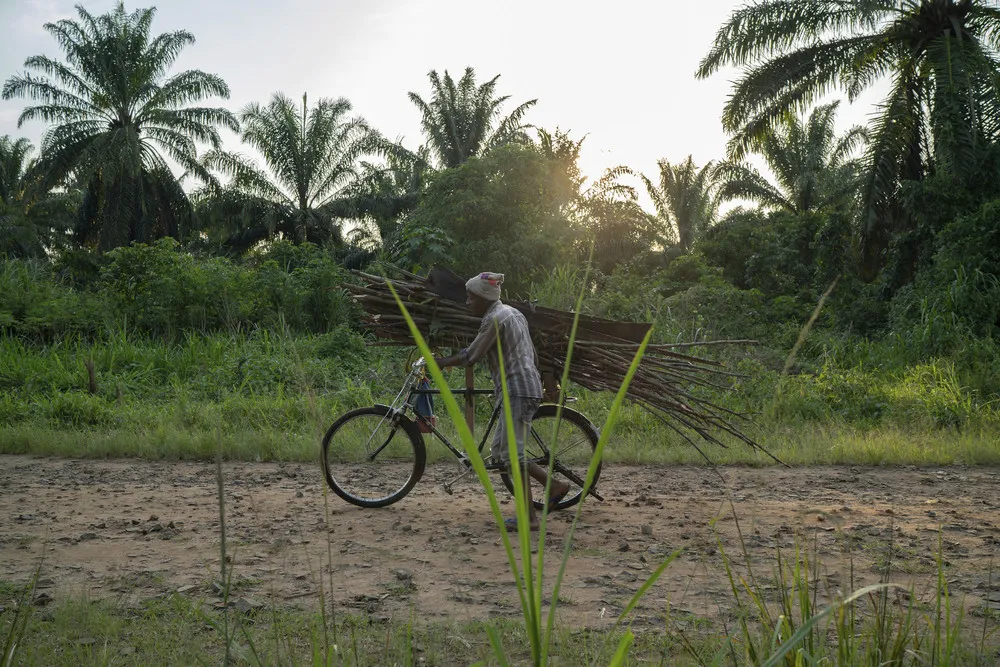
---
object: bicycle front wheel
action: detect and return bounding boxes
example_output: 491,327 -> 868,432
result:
500,404 -> 601,511
321,405 -> 425,508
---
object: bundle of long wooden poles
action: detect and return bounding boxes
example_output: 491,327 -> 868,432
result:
345,268 -> 780,463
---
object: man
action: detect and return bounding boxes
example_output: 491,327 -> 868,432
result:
434,272 -> 570,531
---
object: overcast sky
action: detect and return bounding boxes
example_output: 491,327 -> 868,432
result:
1,0 -> 887,189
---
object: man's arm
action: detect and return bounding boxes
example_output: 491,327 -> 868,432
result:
434,352 -> 464,369
435,318 -> 498,369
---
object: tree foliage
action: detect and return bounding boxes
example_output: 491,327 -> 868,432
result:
403,143 -> 575,293
698,0 -> 1000,275
641,156 -> 720,253
0,135 -> 78,258
409,67 -> 536,169
716,102 -> 867,215
198,92 -> 379,253
2,2 -> 236,251
338,145 -> 433,268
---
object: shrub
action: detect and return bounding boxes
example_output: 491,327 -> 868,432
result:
662,282 -> 770,341
39,392 -> 117,427
0,260 -> 108,339
889,198 -> 1000,353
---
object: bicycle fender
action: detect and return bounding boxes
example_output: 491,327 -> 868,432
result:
373,404 -> 425,442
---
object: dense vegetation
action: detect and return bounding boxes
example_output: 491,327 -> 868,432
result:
0,0 -> 997,461
3,3 -> 1000,665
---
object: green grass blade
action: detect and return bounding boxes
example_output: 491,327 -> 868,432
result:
495,335 -> 542,663
546,329 -> 653,652
617,548 -> 682,624
485,624 -> 511,667
608,629 -> 635,667
384,283 -> 532,633
761,583 -> 905,667
538,248 -> 593,667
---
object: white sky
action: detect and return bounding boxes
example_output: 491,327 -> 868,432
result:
0,0 -> 888,192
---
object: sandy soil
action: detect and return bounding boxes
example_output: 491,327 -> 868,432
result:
2,455 -> 999,629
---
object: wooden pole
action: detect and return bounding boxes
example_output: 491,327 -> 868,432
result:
465,366 -> 475,433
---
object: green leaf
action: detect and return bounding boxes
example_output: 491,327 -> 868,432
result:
608,629 -> 635,667
485,625 -> 510,667
761,583 -> 905,667
617,549 -> 682,624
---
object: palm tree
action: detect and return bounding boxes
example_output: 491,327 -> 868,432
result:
641,157 -> 720,253
199,92 -> 376,253
2,2 -> 236,251
0,135 -> 44,258
339,145 -> 432,267
408,67 -> 536,168
716,102 -> 868,214
0,137 -> 34,211
577,175 -> 660,272
697,0 -> 1000,273
537,127 -> 588,211
0,135 -> 78,258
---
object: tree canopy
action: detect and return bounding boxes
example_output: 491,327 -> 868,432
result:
641,156 -> 720,253
716,102 -> 867,215
198,92 -> 377,253
408,67 -> 536,169
2,1 -> 236,251
697,0 -> 1000,274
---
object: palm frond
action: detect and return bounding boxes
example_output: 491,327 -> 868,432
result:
409,67 -> 536,168
859,72 -> 924,272
697,0 -> 894,77
1,0 -> 232,251
715,161 -> 796,212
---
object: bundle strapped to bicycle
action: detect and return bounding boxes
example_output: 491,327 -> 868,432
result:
320,266 -> 781,509
343,266 -> 780,465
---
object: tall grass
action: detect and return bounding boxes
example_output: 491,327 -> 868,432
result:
3,325 -> 997,466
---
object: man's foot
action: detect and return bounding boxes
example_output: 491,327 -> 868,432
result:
504,517 -> 539,532
547,482 -> 571,507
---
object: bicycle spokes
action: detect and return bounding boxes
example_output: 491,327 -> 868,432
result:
322,407 -> 424,507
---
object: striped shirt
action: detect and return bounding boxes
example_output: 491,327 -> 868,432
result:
458,300 -> 543,398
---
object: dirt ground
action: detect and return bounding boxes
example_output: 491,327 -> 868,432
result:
2,455 -> 1000,629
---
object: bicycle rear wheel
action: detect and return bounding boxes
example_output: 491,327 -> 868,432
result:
500,404 -> 600,511
321,405 -> 425,508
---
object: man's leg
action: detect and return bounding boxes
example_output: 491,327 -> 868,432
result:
516,396 -> 570,506
512,400 -> 538,528
492,401 -> 535,528
527,462 -> 571,505
514,398 -> 554,527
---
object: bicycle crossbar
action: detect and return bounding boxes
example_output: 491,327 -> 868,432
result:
410,388 -> 494,396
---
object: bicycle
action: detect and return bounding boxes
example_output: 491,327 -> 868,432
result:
321,358 -> 604,509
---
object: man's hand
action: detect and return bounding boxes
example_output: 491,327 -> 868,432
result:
434,354 -> 462,370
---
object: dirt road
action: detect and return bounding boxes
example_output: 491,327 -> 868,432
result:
2,455 -> 999,628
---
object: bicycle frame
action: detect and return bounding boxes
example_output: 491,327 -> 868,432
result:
372,363 -> 490,454
389,363 -> 584,463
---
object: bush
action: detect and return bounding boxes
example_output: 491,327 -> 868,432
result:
405,144 -> 576,295
662,282 -> 771,341
0,240 -> 362,341
39,391 -> 118,427
699,208 -> 851,301
0,260 -> 109,339
886,200 -> 1000,357
100,239 -> 260,335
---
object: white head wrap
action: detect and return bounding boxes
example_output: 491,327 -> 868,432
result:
466,272 -> 504,301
